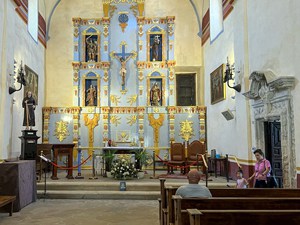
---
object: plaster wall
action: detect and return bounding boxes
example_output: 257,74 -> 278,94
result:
246,0 -> 300,176
203,1 -> 249,165
45,0 -> 202,106
203,0 -> 300,175
0,0 -> 45,159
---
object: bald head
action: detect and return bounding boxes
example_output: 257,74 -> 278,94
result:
187,170 -> 201,184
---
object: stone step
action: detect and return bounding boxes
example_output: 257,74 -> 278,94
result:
37,182 -> 161,191
37,190 -> 160,200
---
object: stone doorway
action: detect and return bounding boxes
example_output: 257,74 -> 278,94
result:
244,71 -> 296,188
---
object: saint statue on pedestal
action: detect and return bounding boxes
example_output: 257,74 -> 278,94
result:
22,91 -> 36,130
86,84 -> 97,106
86,36 -> 97,62
151,35 -> 160,61
150,82 -> 161,106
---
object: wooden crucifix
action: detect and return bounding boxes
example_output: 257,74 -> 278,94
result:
113,43 -> 136,89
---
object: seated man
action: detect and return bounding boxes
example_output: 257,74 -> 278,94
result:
175,170 -> 212,198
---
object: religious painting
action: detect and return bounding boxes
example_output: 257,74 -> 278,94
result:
147,72 -> 165,106
210,64 -> 226,105
147,26 -> 165,62
82,74 -> 100,107
24,65 -> 38,105
82,27 -> 101,63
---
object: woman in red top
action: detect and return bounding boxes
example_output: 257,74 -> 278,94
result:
248,149 -> 271,188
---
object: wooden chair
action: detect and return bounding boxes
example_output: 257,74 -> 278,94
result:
186,140 -> 206,174
167,142 -> 185,174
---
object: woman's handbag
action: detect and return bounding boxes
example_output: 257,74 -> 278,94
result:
267,173 -> 278,188
264,160 -> 278,188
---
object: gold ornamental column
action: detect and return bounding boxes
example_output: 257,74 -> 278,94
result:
137,107 -> 145,147
83,114 -> 100,157
102,107 -> 110,144
148,114 -> 164,156
42,107 -> 51,143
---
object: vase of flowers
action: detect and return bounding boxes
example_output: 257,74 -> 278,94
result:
110,158 -> 137,180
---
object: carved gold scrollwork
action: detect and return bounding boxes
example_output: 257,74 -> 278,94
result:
180,120 -> 194,142
54,121 -> 70,142
84,114 -> 100,157
127,95 -> 137,106
110,95 -> 121,106
111,115 -> 121,127
127,115 -> 137,126
148,114 -> 164,155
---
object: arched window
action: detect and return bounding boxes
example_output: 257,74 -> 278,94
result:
28,0 -> 39,42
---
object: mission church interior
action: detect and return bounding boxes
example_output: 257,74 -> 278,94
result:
1,0 -> 300,224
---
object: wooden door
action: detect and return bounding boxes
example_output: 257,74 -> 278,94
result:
264,121 -> 283,188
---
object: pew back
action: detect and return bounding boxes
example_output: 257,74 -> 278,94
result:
174,196 -> 300,225
187,209 -> 300,225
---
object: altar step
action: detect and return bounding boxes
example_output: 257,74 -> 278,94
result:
36,182 -> 161,200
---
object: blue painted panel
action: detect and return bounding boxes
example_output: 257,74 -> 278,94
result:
48,114 -> 74,144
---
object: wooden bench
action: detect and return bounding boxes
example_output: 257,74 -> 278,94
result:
173,196 -> 300,225
187,209 -> 300,225
160,182 -> 300,225
0,196 -> 16,216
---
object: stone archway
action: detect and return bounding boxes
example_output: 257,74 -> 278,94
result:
244,71 -> 296,188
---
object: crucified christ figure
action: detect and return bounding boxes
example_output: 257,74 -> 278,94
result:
115,55 -> 131,87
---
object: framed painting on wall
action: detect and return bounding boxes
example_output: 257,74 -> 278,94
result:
210,64 -> 225,105
24,65 -> 38,105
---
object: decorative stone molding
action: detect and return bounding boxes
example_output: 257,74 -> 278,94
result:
245,71 -> 296,188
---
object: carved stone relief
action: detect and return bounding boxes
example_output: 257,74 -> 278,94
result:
246,71 -> 296,188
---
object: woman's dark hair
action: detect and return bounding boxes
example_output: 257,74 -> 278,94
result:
253,149 -> 264,157
236,169 -> 243,174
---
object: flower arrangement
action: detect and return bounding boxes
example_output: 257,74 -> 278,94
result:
110,158 -> 137,179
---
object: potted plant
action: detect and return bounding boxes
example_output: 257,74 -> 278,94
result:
133,149 -> 151,178
101,149 -> 116,176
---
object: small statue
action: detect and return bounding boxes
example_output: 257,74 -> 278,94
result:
150,82 -> 161,106
151,35 -> 160,61
86,36 -> 97,62
120,57 -> 127,86
86,84 -> 97,106
22,91 -> 36,130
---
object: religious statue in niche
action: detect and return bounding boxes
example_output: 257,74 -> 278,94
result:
85,79 -> 98,106
150,34 -> 162,61
150,82 -> 162,106
85,35 -> 98,62
86,84 -> 97,106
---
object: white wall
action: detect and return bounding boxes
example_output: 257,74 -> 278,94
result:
246,0 -> 300,170
203,0 -> 300,169
0,0 -> 45,159
203,1 -> 250,162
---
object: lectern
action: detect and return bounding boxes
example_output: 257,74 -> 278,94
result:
19,130 -> 40,160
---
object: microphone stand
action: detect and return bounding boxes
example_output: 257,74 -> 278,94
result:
39,152 -> 52,200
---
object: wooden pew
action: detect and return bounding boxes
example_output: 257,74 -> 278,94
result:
173,195 -> 300,225
159,178 -> 167,225
159,178 -> 300,225
187,209 -> 300,225
0,196 -> 16,216
163,185 -> 300,225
